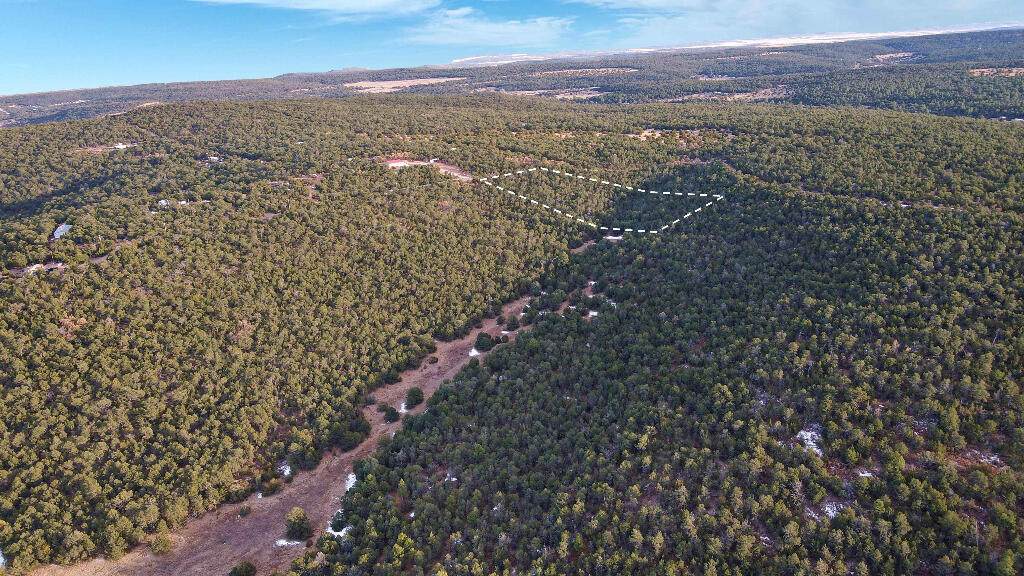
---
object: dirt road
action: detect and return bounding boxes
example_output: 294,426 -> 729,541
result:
34,295 -> 535,576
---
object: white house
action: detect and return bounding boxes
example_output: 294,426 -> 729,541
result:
53,223 -> 72,240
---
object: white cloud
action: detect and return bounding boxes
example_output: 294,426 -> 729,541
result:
571,0 -> 1023,49
406,7 -> 574,46
569,0 -> 707,9
194,0 -> 439,15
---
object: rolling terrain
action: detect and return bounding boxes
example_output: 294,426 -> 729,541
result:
2,28 -> 1024,127
1,28 -> 1023,576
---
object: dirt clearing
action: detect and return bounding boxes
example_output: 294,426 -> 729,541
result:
383,159 -> 473,181
33,294 -> 537,576
536,68 -> 636,77
970,67 -> 1024,78
343,77 -> 467,93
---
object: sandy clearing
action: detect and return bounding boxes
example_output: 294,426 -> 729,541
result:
970,67 -> 1024,78
383,159 -> 474,182
343,77 -> 467,93
536,68 -> 636,77
32,293 -> 537,576
681,86 -> 790,101
473,87 -> 604,100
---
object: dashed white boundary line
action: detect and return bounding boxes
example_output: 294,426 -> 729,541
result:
479,165 -> 725,235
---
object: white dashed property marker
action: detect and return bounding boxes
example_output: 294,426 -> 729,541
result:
477,164 -> 726,235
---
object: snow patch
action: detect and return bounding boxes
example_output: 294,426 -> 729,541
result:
345,473 -> 357,492
278,463 -> 292,478
445,470 -> 458,483
966,449 -> 1005,467
325,522 -> 351,537
468,348 -> 481,357
256,492 -> 263,499
858,471 -> 874,478
409,511 -> 415,518
796,428 -> 823,456
823,502 -> 846,519
399,403 -> 408,414
275,539 -> 303,547
0,548 -> 6,569
588,310 -> 600,317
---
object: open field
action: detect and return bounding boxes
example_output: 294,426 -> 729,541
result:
342,78 -> 467,93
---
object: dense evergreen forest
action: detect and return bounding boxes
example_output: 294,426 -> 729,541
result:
1,61 -> 1023,575
279,104 -> 1024,576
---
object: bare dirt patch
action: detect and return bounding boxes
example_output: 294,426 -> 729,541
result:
873,52 -> 914,62
32,294 -> 539,576
382,159 -> 474,182
473,87 -> 604,100
343,77 -> 467,93
681,86 -> 790,102
536,68 -> 636,77
970,67 -> 1024,78
71,143 -> 136,155
628,128 -> 662,141
6,261 -> 66,277
88,240 -> 132,265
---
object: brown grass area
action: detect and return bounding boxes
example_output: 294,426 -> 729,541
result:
32,293 -> 541,576
536,68 -> 636,77
970,67 -> 1024,78
682,86 -> 790,102
873,52 -> 914,62
343,77 -> 467,93
474,87 -> 603,100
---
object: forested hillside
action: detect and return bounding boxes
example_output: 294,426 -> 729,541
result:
0,97 -> 603,570
274,105 -> 1020,575
1,90 -> 1023,574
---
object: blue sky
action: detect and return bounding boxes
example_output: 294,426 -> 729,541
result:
1,0 -> 1022,95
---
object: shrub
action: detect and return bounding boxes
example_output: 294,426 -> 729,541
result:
229,561 -> 257,576
406,387 -> 424,408
383,406 -> 400,423
151,532 -> 171,555
475,332 -> 494,352
286,506 -> 313,540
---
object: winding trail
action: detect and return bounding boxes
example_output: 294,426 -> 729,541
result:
33,294 -> 537,576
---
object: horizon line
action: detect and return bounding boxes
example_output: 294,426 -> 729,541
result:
2,21 -> 1022,99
